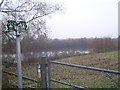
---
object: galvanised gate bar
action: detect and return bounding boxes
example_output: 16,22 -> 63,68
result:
40,57 -> 120,89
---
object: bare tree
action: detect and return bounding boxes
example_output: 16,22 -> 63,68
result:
1,0 -> 63,61
1,0 -> 62,39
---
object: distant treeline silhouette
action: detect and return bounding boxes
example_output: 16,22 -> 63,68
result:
2,37 -> 118,60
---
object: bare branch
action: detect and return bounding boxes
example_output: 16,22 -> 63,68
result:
15,2 -> 28,10
0,0 -> 4,7
27,10 -> 56,23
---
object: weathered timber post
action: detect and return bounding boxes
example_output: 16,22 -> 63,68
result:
48,59 -> 52,89
40,56 -> 47,89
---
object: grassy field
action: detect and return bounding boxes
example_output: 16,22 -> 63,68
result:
51,51 -> 119,88
3,51 -> 119,88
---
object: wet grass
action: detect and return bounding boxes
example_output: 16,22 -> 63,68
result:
3,51 -> 119,88
50,51 -> 119,88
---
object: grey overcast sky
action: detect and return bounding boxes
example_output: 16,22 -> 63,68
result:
1,0 -> 119,39
46,0 -> 119,39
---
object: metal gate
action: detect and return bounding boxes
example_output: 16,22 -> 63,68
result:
40,57 -> 120,89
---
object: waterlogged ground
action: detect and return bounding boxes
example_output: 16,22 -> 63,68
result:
3,51 -> 119,88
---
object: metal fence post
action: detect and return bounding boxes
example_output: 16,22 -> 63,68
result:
16,36 -> 23,89
48,59 -> 52,89
40,56 -> 47,89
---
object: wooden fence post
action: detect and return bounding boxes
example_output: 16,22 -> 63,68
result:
40,56 -> 47,89
48,59 -> 52,89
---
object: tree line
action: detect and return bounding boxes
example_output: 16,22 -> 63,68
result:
2,36 -> 118,61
